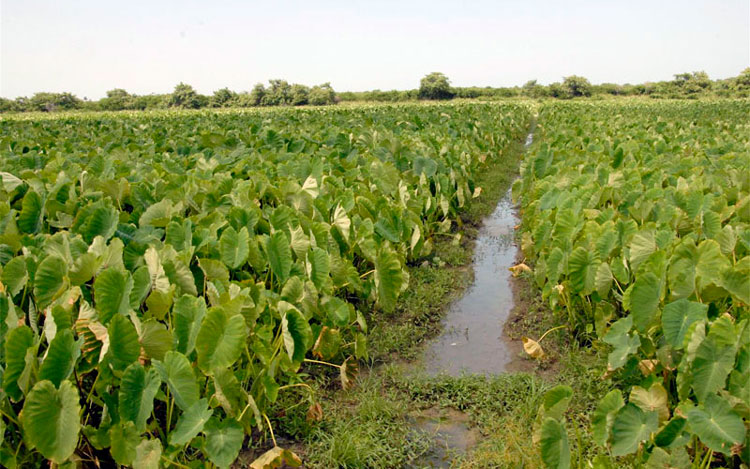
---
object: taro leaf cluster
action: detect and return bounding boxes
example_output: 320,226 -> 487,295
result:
515,100 -> 750,466
0,103 -> 530,466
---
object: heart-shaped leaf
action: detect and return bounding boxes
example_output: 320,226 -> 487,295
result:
20,380 -> 80,464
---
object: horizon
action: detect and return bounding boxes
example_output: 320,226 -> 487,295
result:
1,0 -> 748,100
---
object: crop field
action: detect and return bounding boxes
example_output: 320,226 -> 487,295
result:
0,103 -> 531,467
0,98 -> 748,468
515,100 -> 750,467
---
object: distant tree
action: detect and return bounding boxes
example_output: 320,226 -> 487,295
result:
522,79 -> 547,98
27,92 -> 82,111
168,83 -> 205,109
289,84 -> 310,105
99,88 -> 134,111
248,84 -> 266,106
0,97 -> 20,113
263,79 -> 293,106
735,68 -> 750,89
211,88 -> 238,107
309,83 -> 337,105
673,71 -> 711,95
419,72 -> 454,100
595,83 -> 624,95
132,94 -> 168,110
561,76 -> 592,97
548,82 -> 566,98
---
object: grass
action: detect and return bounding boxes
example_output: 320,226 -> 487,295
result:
268,115 -> 621,468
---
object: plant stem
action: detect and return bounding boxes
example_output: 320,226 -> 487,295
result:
262,413 -> 277,447
538,324 -> 568,342
303,358 -> 341,369
0,408 -> 20,427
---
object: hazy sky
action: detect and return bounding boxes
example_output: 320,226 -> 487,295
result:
1,0 -> 748,99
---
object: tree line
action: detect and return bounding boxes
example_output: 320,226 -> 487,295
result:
340,69 -> 750,102
2,69 -> 749,113
0,80 -> 337,113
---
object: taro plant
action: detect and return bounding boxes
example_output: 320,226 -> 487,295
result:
516,100 -> 750,467
0,102 -> 531,466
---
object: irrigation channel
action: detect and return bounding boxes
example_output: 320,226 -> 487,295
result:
408,128 -> 535,468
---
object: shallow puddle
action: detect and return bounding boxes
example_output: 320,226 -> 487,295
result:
422,186 -> 520,375
408,131 -> 533,467
407,408 -> 477,468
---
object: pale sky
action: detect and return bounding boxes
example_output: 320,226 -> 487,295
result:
1,0 -> 748,99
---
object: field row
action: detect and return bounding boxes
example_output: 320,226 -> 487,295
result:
515,100 -> 750,467
0,103 -> 530,467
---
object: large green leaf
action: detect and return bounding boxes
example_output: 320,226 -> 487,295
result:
265,231 -> 292,284
20,380 -> 80,464
591,389 -> 624,447
687,394 -> 745,455
153,351 -> 199,411
38,329 -> 80,387
203,417 -> 244,468
1,256 -> 27,297
80,203 -> 118,243
629,230 -> 656,271
694,239 -> 730,292
166,219 -> 193,252
691,335 -> 736,403
568,247 -> 598,295
661,298 -> 707,349
594,262 -> 613,297
133,438 -> 162,469
139,319 -> 172,361
34,255 -> 68,310
653,417 -> 687,448
196,308 -> 247,374
119,363 -> 161,432
94,267 -> 133,324
169,398 -> 213,446
109,420 -> 140,466
610,403 -> 658,456
3,325 -> 35,401
539,418 -> 570,469
129,265 -> 151,309
163,256 -> 197,297
173,295 -> 207,355
212,368 -> 247,419
17,190 -> 43,234
280,301 -> 313,364
624,272 -> 661,332
542,385 -> 573,420
374,245 -> 405,312
718,263 -> 750,305
602,316 -> 640,370
307,247 -> 330,290
219,226 -> 250,270
107,314 -> 140,370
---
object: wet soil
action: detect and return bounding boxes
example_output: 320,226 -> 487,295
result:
422,188 -> 520,375
421,130 -> 535,376
407,129 -> 536,467
406,408 -> 478,468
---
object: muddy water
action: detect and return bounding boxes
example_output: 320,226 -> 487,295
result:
407,130 -> 534,467
421,130 -> 533,376
422,187 -> 519,375
407,408 -> 477,468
